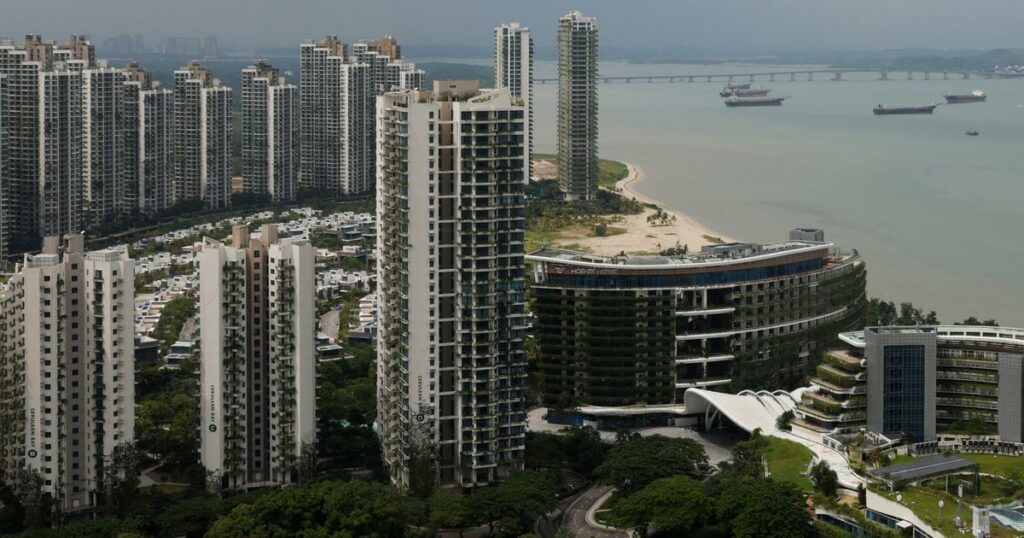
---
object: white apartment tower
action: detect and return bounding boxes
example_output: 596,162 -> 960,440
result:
242,61 -> 296,203
376,81 -> 528,490
174,61 -> 232,210
122,62 -> 174,215
82,63 -> 126,225
557,11 -> 599,201
198,224 -> 316,491
0,36 -> 94,257
300,36 -> 423,196
0,233 -> 135,512
495,22 -> 533,180
300,37 -> 371,195
0,36 -> 175,256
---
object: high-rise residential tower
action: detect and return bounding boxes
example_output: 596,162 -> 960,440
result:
300,36 -> 423,196
495,22 -> 533,180
556,11 -> 599,201
376,81 -> 528,490
82,63 -> 126,225
122,62 -> 174,215
198,224 -> 316,491
300,37 -> 371,195
0,234 -> 135,512
0,36 -> 173,256
0,36 -> 95,257
174,61 -> 232,209
242,61 -> 296,202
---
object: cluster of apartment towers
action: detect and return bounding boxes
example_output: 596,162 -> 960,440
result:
0,11 -> 600,262
0,12 -> 600,512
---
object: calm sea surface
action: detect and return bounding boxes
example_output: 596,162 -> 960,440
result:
517,60 -> 1024,326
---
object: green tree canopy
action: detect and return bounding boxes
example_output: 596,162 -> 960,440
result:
810,461 -> 839,498
594,435 -> 710,493
465,470 -> 557,537
725,429 -> 770,479
427,488 -> 471,534
205,480 -> 422,538
715,477 -> 811,538
609,475 -> 707,537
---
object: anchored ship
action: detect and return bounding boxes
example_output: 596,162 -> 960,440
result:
944,90 -> 986,103
718,82 -> 752,96
725,96 -> 786,107
873,103 -> 939,115
721,87 -> 771,98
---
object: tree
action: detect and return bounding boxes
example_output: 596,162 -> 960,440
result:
810,460 -> 839,498
716,478 -> 811,538
609,475 -> 707,537
14,468 -> 51,530
727,429 -> 770,479
102,443 -> 142,518
205,480 -> 423,538
428,489 -> 470,536
776,410 -> 795,431
135,359 -> 199,466
595,435 -> 710,493
524,433 -> 564,473
153,495 -> 229,538
857,483 -> 867,507
614,429 -> 641,444
465,485 -> 503,535
500,471 -> 558,535
959,316 -> 998,327
561,427 -> 608,476
465,471 -> 557,537
154,295 -> 196,354
865,298 -> 898,326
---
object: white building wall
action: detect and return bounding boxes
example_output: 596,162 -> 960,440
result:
0,236 -> 135,512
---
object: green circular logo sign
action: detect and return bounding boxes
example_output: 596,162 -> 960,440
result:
27,449 -> 37,458
209,424 -> 217,432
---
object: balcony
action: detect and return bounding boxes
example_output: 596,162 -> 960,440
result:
675,377 -> 730,389
675,306 -> 736,317
674,354 -> 735,365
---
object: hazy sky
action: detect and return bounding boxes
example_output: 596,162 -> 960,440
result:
3,0 -> 1024,53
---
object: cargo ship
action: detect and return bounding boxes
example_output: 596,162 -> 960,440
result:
718,82 -> 752,96
873,104 -> 939,115
944,90 -> 986,103
725,96 -> 785,107
721,87 -> 771,98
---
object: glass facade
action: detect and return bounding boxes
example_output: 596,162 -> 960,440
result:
882,344 -> 927,441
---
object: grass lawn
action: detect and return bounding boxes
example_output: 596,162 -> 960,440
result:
879,454 -> 1024,538
764,436 -> 815,492
532,153 -> 631,188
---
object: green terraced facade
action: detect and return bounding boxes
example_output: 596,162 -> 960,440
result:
798,326 -> 1024,442
528,240 -> 867,408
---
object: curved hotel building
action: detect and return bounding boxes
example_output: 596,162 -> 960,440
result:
528,236 -> 866,411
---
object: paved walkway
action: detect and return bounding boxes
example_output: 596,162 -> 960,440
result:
526,407 -> 740,466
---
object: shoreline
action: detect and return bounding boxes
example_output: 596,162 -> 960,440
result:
529,156 -> 734,255
614,161 -> 735,248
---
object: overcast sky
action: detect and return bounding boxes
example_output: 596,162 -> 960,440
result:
3,0 -> 1024,53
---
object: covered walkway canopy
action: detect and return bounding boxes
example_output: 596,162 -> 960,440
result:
682,388 -> 801,433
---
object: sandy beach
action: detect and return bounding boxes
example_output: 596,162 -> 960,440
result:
533,158 -> 734,255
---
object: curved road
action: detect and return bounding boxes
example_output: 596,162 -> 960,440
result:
562,484 -> 627,538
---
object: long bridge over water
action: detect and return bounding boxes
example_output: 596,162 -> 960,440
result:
534,68 -> 994,84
